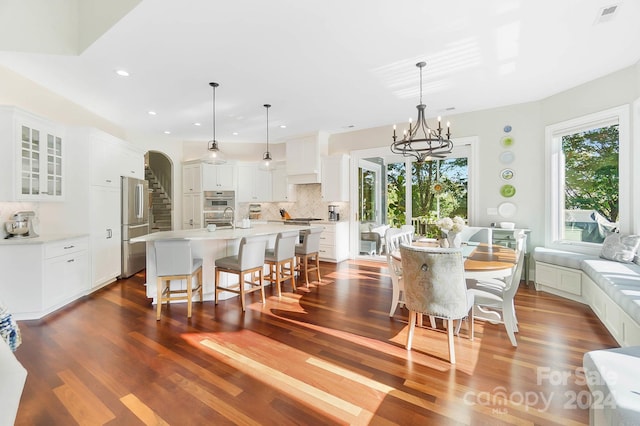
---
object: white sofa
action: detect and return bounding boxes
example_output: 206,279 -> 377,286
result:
0,338 -> 27,425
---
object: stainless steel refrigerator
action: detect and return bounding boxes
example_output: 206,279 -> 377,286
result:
120,176 -> 150,278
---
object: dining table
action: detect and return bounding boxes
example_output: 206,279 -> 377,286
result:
391,240 -> 517,280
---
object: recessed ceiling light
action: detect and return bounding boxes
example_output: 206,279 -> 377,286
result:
232,132 -> 239,136
163,130 -> 171,134
148,111 -> 157,115
115,69 -> 130,77
279,125 -> 287,129
193,122 -> 201,126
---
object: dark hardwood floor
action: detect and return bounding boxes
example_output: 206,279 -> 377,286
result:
14,259 -> 618,425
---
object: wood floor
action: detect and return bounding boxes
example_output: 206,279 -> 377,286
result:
14,259 -> 618,425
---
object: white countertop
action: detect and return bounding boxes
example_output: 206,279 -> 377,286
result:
0,233 -> 89,245
131,223 -> 320,243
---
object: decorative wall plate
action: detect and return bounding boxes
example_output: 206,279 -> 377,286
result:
500,184 -> 516,197
498,202 -> 517,218
500,168 -> 514,181
500,135 -> 515,147
499,151 -> 515,164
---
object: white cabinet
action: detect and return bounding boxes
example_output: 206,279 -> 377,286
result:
285,132 -> 328,184
202,163 -> 235,190
237,164 -> 272,202
321,154 -> 349,202
44,238 -> 90,308
0,106 -> 65,201
183,163 -> 202,194
318,221 -> 349,263
118,145 -> 145,179
183,193 -> 203,229
0,236 -> 89,320
272,167 -> 296,202
535,262 -> 582,297
91,186 -> 121,289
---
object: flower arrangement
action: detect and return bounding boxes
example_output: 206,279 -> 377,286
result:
435,216 -> 466,234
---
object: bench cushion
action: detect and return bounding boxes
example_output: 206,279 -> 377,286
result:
532,247 -> 598,269
581,259 -> 640,325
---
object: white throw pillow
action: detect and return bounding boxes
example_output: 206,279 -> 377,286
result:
600,233 -> 640,263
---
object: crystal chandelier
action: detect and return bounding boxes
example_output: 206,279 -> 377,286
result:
205,81 -> 226,164
390,61 -> 453,162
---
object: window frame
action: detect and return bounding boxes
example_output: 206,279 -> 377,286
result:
544,105 -> 630,255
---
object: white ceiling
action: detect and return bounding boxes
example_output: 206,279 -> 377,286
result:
1,0 -> 638,146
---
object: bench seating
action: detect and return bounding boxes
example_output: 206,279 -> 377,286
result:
533,247 -> 640,347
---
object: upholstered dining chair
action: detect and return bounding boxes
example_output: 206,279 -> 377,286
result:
385,227 -> 405,316
400,244 -> 474,364
466,230 -> 526,346
295,227 -> 323,287
215,235 -> 268,312
458,226 -> 493,244
265,230 -> 299,296
154,239 -> 203,320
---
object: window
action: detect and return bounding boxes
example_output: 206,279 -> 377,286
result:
545,105 -> 630,252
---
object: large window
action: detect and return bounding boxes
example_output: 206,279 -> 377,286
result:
545,105 -> 630,251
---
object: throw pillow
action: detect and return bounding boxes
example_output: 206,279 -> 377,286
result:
600,233 -> 640,263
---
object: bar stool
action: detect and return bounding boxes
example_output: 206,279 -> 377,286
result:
154,239 -> 203,320
265,230 -> 299,296
215,235 -> 268,311
295,227 -> 323,287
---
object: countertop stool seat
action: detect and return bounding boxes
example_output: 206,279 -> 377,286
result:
265,230 -> 299,296
155,239 -> 203,320
295,227 -> 323,287
215,235 -> 268,312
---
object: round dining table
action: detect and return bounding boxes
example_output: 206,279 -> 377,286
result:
391,241 -> 517,280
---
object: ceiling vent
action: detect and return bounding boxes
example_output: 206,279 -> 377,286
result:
595,4 -> 619,24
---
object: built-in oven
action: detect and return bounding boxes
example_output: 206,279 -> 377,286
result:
203,190 -> 235,227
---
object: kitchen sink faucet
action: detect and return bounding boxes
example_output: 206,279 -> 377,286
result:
223,206 -> 235,229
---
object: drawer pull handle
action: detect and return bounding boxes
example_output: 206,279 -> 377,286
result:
67,259 -> 75,263
64,245 -> 75,249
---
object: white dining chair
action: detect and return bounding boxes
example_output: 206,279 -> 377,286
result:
458,226 -> 493,244
400,244 -> 474,364
466,230 -> 526,346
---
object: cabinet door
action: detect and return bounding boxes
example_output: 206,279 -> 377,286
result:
238,165 -> 272,202
183,164 -> 202,193
91,135 -> 119,187
19,123 -> 64,200
272,168 -> 296,201
44,250 -> 89,308
91,186 -> 121,287
216,164 -> 236,190
321,155 -> 349,202
118,145 -> 144,179
182,193 -> 202,229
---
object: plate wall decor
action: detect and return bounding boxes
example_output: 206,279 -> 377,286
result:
500,135 -> 515,147
500,184 -> 516,198
500,168 -> 514,181
503,125 -> 512,133
498,202 -> 517,218
499,151 -> 515,164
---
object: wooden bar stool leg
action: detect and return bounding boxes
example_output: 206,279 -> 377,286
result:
239,272 -> 246,312
187,277 -> 193,318
314,253 -> 321,283
214,268 -> 220,305
156,277 -> 163,320
259,269 -> 265,304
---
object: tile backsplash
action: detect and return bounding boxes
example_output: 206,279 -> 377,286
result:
237,183 -> 349,221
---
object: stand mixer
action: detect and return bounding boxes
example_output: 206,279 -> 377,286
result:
4,211 -> 39,239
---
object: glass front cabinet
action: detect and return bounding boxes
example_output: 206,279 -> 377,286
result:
1,107 -> 65,201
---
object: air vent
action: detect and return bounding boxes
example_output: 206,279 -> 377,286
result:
595,4 -> 619,24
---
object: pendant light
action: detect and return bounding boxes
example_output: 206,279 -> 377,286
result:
204,81 -> 226,164
261,104 -> 273,169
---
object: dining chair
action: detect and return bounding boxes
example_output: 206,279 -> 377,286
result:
264,230 -> 299,296
458,226 -> 493,244
385,227 -> 405,316
154,239 -> 203,320
400,224 -> 415,242
466,230 -> 526,346
400,244 -> 474,364
295,227 -> 323,287
215,235 -> 268,312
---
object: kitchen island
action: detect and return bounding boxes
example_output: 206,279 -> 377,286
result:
132,223 -> 318,303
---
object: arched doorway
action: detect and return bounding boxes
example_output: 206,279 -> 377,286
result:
145,151 -> 174,232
